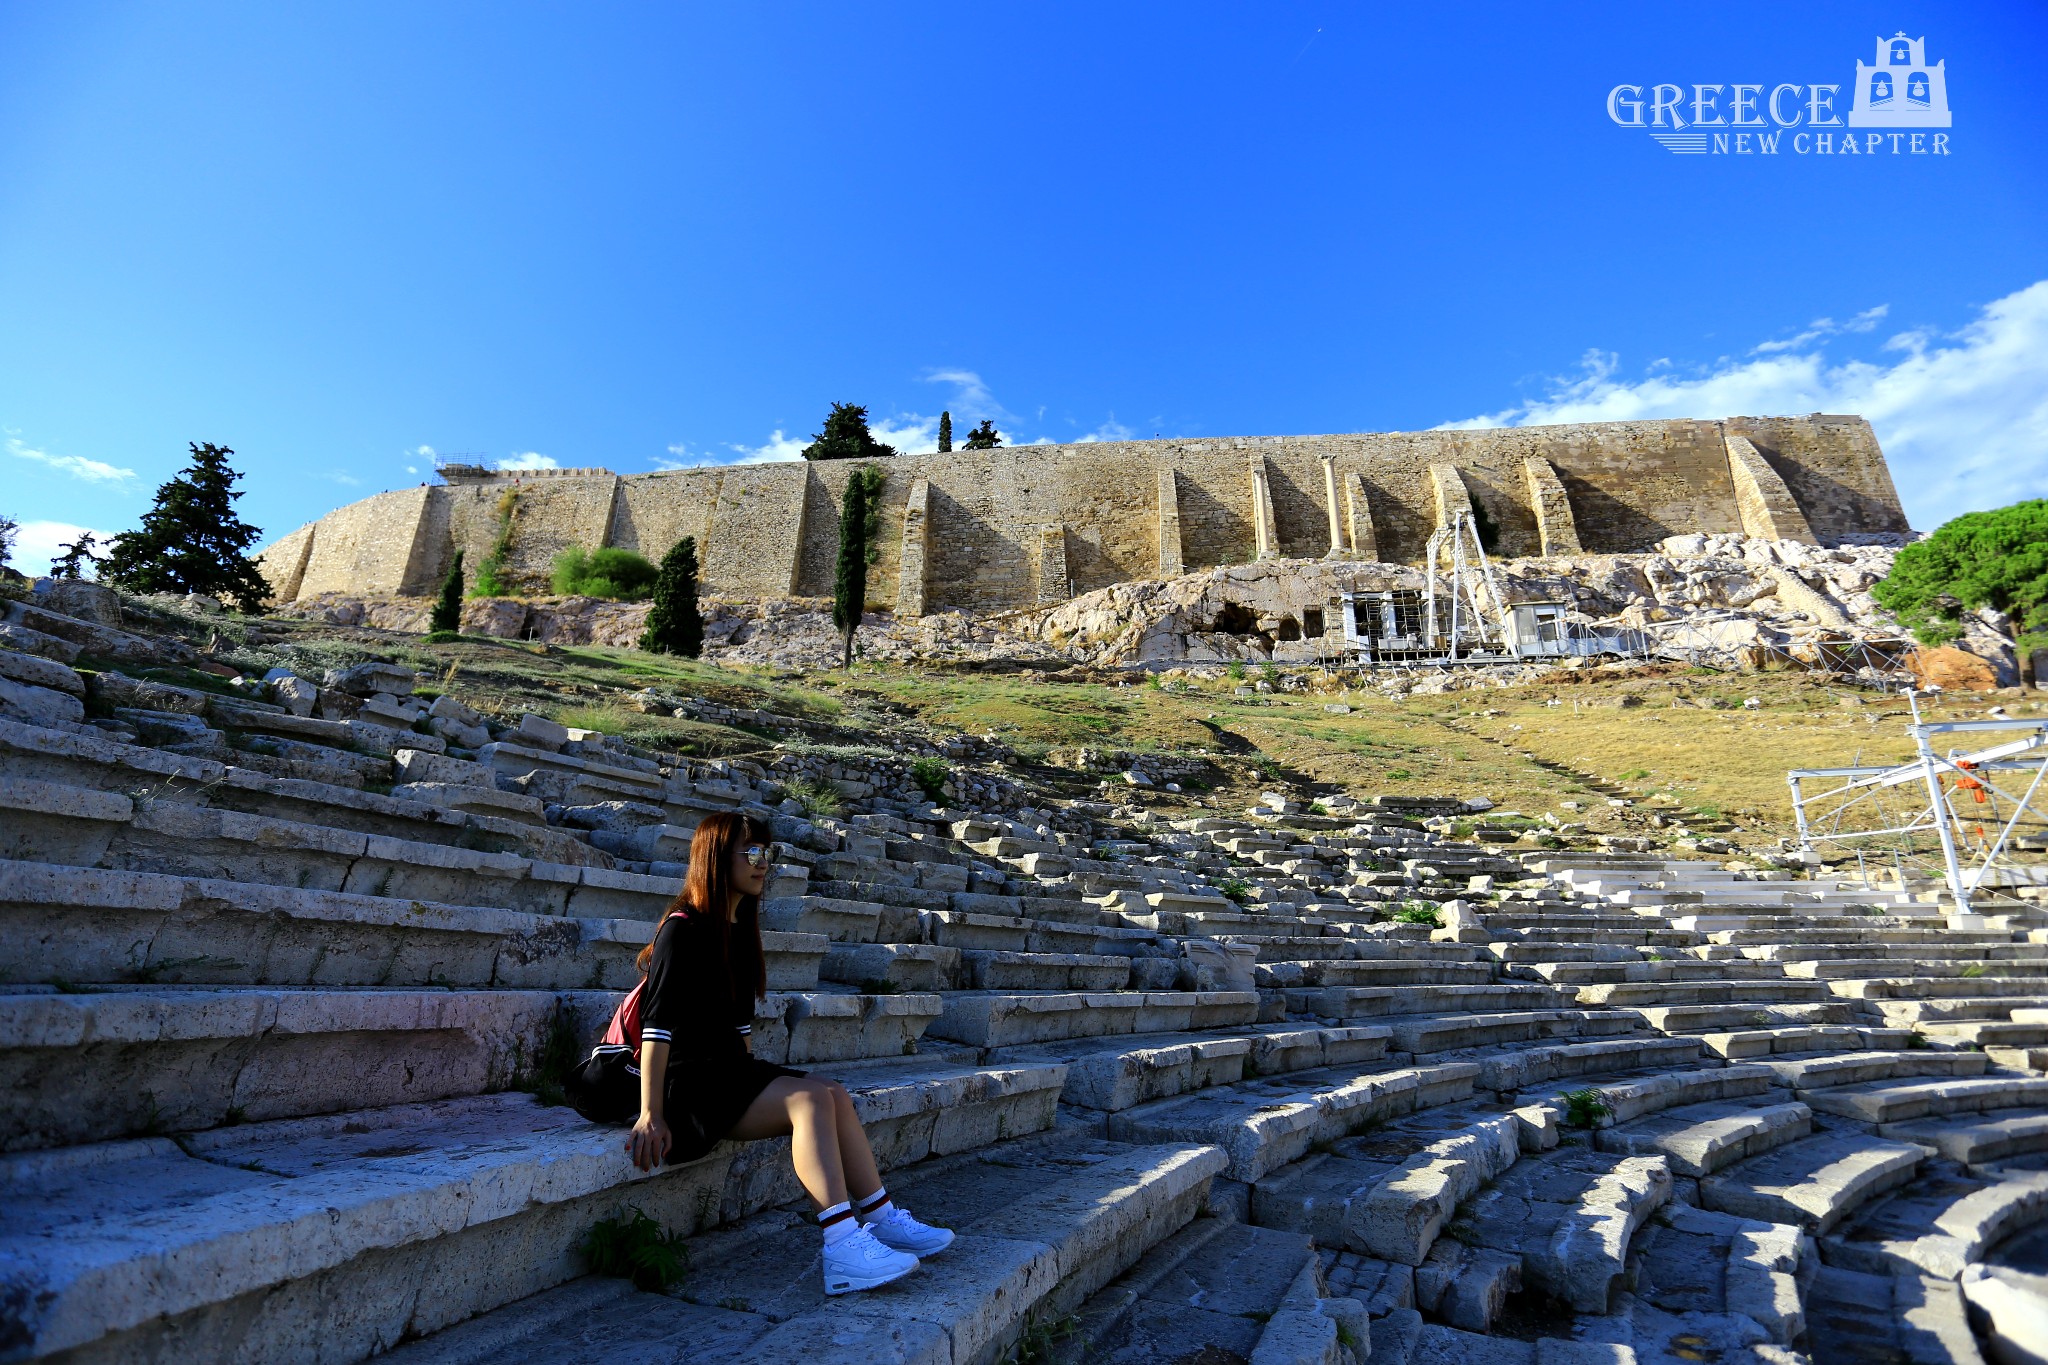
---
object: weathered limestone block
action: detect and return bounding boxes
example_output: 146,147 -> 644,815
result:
897,475 -> 931,618
1343,472 -> 1377,561
1521,456 -> 1583,556
1158,465 -> 1185,576
1037,524 -> 1072,603
1250,454 -> 1281,560
1428,464 -> 1475,535
1725,433 -> 1817,544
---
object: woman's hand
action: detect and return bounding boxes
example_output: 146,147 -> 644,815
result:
627,1111 -> 672,1171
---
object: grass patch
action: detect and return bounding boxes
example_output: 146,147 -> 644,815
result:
783,777 -> 844,818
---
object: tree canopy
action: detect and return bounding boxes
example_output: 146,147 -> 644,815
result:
1872,500 -> 2048,651
962,419 -> 1002,450
802,402 -> 897,461
99,443 -> 270,611
937,411 -> 953,453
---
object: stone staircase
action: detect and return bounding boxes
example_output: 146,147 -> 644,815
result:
2,586 -> 2044,1363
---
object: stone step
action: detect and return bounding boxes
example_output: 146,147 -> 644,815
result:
1824,1168 -> 2048,1280
1758,1050 -> 1991,1090
1049,1215 -> 1350,1365
1513,959 -> 1791,984
1285,982 -> 1570,1020
1382,1009 -> 1634,1058
1571,979 -> 1830,1007
1884,1109 -> 2048,1166
1637,1202 -> 1807,1347
1799,1074 -> 2048,1125
1253,959 -> 1496,989
1584,1064 -> 1777,1125
1919,1018 -> 2048,1046
1232,935 -> 1484,964
760,895 -> 887,943
0,1060 -> 1074,1363
1627,1001 -> 1863,1034
957,949 -> 1133,991
0,858 -> 828,994
0,716 -> 603,865
925,989 -> 1259,1049
37,791 -> 678,920
1698,1131 -> 1929,1233
1833,977 -> 2048,1001
1874,997 -> 2048,1026
1107,1060 -> 1480,1183
0,981 -> 942,1148
996,1022 -> 1393,1112
1787,957 -> 2048,979
1595,1099 -> 1813,1176
817,941 -> 961,992
1469,1036 -> 1703,1093
1459,1143 -> 1674,1314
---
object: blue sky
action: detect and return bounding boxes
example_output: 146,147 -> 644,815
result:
3,2 -> 2045,573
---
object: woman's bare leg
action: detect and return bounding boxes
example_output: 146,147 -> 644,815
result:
727,1076 -> 846,1209
824,1081 -> 883,1202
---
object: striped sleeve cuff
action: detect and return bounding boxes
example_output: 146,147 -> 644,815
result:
641,1028 -> 672,1043
737,1025 -> 753,1035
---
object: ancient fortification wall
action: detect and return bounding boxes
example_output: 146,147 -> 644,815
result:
255,415 -> 1909,615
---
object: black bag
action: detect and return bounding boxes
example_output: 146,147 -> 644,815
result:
563,1047 -> 638,1124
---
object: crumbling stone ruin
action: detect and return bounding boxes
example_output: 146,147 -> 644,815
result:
3,580 -> 2045,1364
253,416 -> 1909,617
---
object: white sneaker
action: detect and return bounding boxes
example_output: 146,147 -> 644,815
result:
822,1224 -> 920,1295
866,1206 -> 955,1256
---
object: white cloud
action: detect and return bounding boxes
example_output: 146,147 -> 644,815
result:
723,431 -> 809,464
7,519 -> 117,576
1075,417 -> 1137,444
5,436 -> 136,484
1437,280 -> 2048,529
497,451 -> 560,471
318,470 -> 363,486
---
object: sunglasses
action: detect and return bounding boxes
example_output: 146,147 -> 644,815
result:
740,842 -> 779,869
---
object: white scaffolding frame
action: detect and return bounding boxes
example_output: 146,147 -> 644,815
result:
1786,688 -> 2048,914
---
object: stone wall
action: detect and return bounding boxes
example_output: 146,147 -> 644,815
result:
256,416 -> 1911,614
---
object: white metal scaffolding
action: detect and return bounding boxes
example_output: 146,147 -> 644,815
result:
1787,689 -> 2048,914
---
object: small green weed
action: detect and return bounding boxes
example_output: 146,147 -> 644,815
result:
1960,963 -> 1988,979
582,1206 -> 690,1292
1216,876 -> 1254,906
1387,768 -> 1413,781
1002,1313 -> 1080,1365
1389,904 -> 1440,926
1559,1087 -> 1611,1129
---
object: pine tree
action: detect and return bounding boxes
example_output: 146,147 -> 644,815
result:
937,411 -> 953,453
832,475 -> 870,669
100,443 -> 270,610
640,535 -> 705,657
801,402 -> 898,461
50,532 -> 103,580
0,516 -> 19,573
963,420 -> 1003,450
430,550 -> 465,633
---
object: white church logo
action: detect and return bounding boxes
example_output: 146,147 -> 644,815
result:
1849,33 -> 1951,127
1604,33 -> 1954,154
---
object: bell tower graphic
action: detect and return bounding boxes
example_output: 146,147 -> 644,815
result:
1848,33 -> 1951,127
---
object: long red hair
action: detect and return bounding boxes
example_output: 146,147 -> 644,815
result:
635,810 -> 769,1000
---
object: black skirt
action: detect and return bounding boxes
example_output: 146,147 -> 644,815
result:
565,1049 -> 807,1164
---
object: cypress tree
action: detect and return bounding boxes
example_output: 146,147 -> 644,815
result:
640,535 -> 705,657
100,443 -> 270,610
832,475 -> 870,669
430,550 -> 465,633
937,411 -> 952,453
963,419 -> 1003,450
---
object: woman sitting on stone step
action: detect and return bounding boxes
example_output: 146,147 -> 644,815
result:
566,809 -> 953,1295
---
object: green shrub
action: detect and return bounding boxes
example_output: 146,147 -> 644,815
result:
471,489 -> 521,597
582,1207 -> 690,1292
1389,904 -> 1440,926
551,547 -> 659,601
909,756 -> 949,802
1215,876 -> 1254,906
1559,1087 -> 1611,1129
